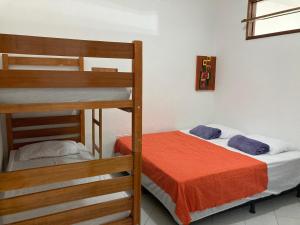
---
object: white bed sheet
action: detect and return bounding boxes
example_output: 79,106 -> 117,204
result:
0,150 -> 130,225
0,88 -> 131,104
141,130 -> 300,224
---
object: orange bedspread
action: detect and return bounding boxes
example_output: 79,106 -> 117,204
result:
115,131 -> 268,225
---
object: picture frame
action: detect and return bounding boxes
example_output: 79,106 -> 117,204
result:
195,56 -> 216,91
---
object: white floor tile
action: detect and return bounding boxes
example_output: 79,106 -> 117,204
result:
191,217 -> 213,225
245,212 -> 278,225
145,207 -> 177,225
141,191 -> 300,225
277,217 -> 300,225
212,206 -> 247,225
141,193 -> 157,224
274,202 -> 300,219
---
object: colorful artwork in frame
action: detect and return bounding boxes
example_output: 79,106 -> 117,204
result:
195,56 -> 216,91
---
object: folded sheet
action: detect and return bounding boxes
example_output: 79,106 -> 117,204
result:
228,135 -> 270,155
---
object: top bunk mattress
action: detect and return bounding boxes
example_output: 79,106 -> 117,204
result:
0,88 -> 131,104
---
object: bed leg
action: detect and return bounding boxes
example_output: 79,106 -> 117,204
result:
249,202 -> 256,214
297,185 -> 300,198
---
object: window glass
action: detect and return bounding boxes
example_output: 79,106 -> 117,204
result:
247,0 -> 300,38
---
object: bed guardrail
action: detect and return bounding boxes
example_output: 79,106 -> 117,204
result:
0,33 -> 140,113
0,156 -> 133,225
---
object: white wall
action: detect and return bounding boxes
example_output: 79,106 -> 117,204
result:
0,0 -> 217,158
214,0 -> 300,145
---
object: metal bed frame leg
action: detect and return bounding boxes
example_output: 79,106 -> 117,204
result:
249,202 -> 256,214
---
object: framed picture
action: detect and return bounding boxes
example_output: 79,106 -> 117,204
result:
195,56 -> 216,91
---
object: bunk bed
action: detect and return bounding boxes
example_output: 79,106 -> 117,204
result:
0,33 -> 143,225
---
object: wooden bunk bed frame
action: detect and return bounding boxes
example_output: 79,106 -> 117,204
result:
0,33 -> 142,225
3,54 -> 86,150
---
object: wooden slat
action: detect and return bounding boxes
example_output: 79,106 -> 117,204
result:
2,53 -> 9,70
8,56 -> 80,67
132,40 -> 143,225
13,126 -> 80,139
92,67 -> 118,72
0,33 -> 134,59
0,176 -> 133,216
0,155 -> 133,191
79,57 -> 84,71
12,115 -> 80,127
0,70 -> 133,88
0,100 -> 133,113
103,217 -> 133,225
8,197 -> 133,225
12,137 -> 81,150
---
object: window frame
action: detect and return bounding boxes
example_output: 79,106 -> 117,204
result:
246,0 -> 300,40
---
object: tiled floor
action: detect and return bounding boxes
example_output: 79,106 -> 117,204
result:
141,190 -> 300,225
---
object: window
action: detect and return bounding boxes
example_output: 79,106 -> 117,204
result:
244,0 -> 300,39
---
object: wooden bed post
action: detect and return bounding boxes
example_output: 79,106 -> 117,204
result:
78,57 -> 86,145
132,41 -> 143,225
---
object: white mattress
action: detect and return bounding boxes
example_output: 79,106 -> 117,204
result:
141,130 -> 300,224
0,88 -> 131,104
0,150 -> 130,225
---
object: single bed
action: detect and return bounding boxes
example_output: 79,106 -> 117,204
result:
0,148 -> 130,225
115,130 -> 300,225
0,54 -> 131,104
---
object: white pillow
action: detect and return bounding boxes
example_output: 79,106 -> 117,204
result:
18,140 -> 83,161
207,124 -> 243,139
247,135 -> 297,155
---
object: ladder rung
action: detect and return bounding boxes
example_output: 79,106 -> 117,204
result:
95,144 -> 100,151
93,119 -> 101,126
118,108 -> 132,113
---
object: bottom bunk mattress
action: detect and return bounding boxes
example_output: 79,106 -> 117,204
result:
115,130 -> 300,225
0,149 -> 130,225
0,88 -> 131,104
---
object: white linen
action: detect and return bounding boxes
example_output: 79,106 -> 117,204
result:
248,134 -> 299,155
207,124 -> 244,139
18,141 -> 85,161
0,88 -> 131,104
141,130 -> 300,224
1,150 -> 129,225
